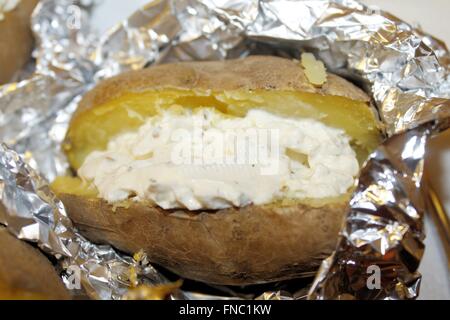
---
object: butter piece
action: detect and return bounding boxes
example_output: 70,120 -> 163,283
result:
301,53 -> 327,86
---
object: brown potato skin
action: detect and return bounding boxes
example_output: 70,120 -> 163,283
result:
58,194 -> 347,286
60,56 -> 373,285
0,227 -> 71,300
0,0 -> 39,84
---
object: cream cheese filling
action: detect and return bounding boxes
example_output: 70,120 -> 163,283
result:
0,0 -> 20,21
79,108 -> 360,210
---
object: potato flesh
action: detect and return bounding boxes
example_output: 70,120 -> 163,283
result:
64,89 -> 381,173
51,175 -> 98,197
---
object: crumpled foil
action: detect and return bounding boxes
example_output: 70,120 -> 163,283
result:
0,0 -> 449,300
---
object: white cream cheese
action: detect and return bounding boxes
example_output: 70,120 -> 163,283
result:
79,108 -> 359,210
0,0 -> 20,21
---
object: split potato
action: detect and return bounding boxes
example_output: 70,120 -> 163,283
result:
0,0 -> 39,84
52,56 -> 382,285
0,226 -> 71,300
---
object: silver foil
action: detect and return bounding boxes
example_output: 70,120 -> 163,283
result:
0,0 -> 449,300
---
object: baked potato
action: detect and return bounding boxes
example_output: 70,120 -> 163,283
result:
0,226 -> 71,300
0,0 -> 39,84
51,56 -> 382,285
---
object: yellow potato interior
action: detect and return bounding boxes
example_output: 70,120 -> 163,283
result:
51,175 -> 98,197
64,89 -> 382,171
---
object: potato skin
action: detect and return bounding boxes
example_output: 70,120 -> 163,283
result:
58,194 -> 347,286
60,56 -> 373,285
0,227 -> 71,300
75,56 -> 369,119
0,0 -> 39,84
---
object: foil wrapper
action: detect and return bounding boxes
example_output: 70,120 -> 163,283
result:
1,0 -> 449,300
